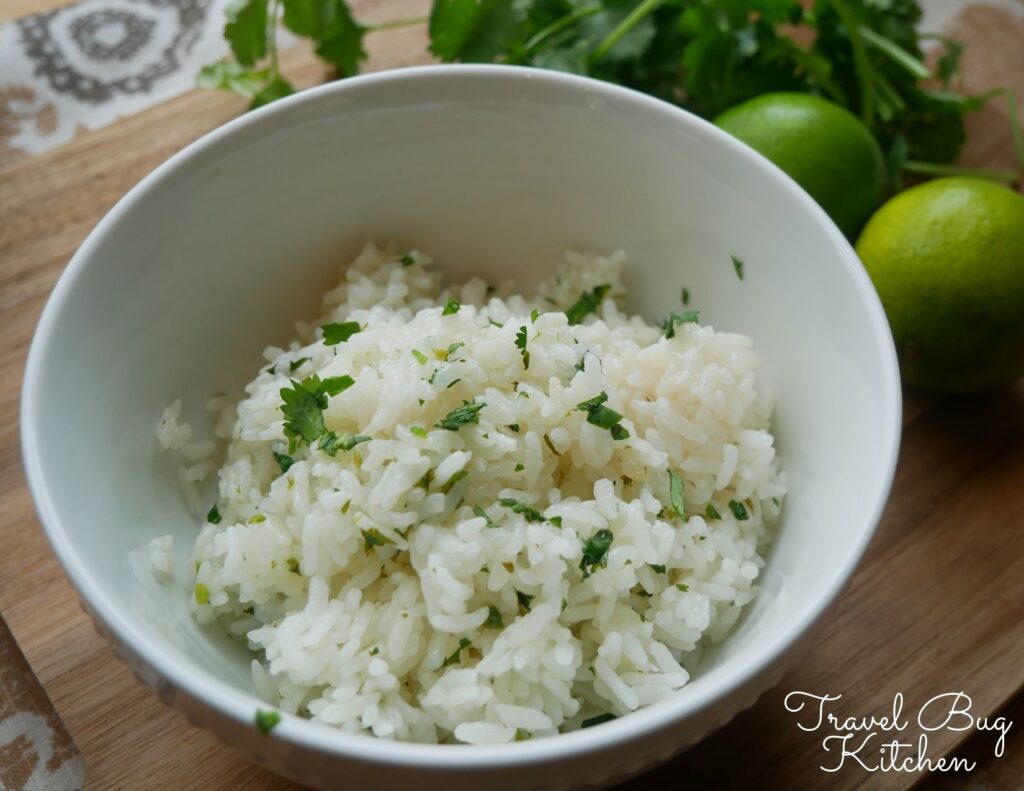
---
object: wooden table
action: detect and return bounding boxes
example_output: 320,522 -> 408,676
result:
1,1 -> 1023,788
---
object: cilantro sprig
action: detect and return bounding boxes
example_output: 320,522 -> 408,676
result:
200,0 -> 427,109
279,373 -> 354,451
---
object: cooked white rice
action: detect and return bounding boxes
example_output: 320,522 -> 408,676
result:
156,242 -> 785,744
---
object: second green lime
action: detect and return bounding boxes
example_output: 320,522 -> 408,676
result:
715,93 -> 887,238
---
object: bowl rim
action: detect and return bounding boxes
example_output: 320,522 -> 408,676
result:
21,63 -> 902,768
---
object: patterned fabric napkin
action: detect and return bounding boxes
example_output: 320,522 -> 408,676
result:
0,617 -> 84,791
0,0 -> 232,166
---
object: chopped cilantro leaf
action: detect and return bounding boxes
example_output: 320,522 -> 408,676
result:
207,504 -> 222,524
499,498 -> 545,523
255,709 -> 281,734
369,646 -> 380,655
650,564 -> 667,574
580,529 -> 613,579
442,637 -> 472,667
280,379 -> 326,447
323,321 -> 361,345
668,470 -> 685,519
489,319 -> 504,328
682,288 -> 690,306
320,376 -> 355,396
530,308 -> 540,323
289,357 -> 308,372
676,583 -> 690,592
400,254 -> 415,267
484,606 -> 503,629
446,379 -> 461,390
272,450 -> 294,473
565,284 -> 611,325
410,426 -> 428,438
507,423 -> 520,433
194,582 -> 209,605
320,431 -> 370,456
576,392 -> 629,439
435,400 -> 485,431
728,500 -> 750,520
362,528 -> 394,550
706,503 -> 722,520
442,298 -> 461,315
516,590 -> 534,612
662,311 -> 700,339
472,505 -> 498,528
412,349 -> 428,364
732,255 -> 745,281
582,713 -> 617,728
514,462 -> 525,472
446,342 -> 465,359
515,325 -> 530,369
286,557 -> 300,575
548,516 -> 562,528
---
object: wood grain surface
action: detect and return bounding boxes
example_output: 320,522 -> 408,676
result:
1,1 -> 1023,789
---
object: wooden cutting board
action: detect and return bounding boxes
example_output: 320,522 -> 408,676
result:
1,1 -> 1023,788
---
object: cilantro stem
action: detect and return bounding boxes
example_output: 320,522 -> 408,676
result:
591,0 -> 663,65
902,161 -> 1020,183
268,0 -> 280,78
524,5 -> 601,53
998,88 -> 1024,174
364,15 -> 427,33
858,26 -> 930,81
827,0 -> 875,126
872,70 -> 905,122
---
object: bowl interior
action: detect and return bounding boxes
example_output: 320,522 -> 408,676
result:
24,67 -> 899,741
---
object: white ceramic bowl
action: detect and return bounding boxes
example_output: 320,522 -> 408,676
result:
22,65 -> 901,790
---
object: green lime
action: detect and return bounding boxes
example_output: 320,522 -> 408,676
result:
856,178 -> 1024,393
715,93 -> 887,238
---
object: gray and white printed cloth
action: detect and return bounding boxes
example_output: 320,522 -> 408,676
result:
0,0 -> 232,164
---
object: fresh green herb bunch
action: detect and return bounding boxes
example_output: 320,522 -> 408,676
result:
200,0 -> 1021,182
425,0 -> 1009,180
